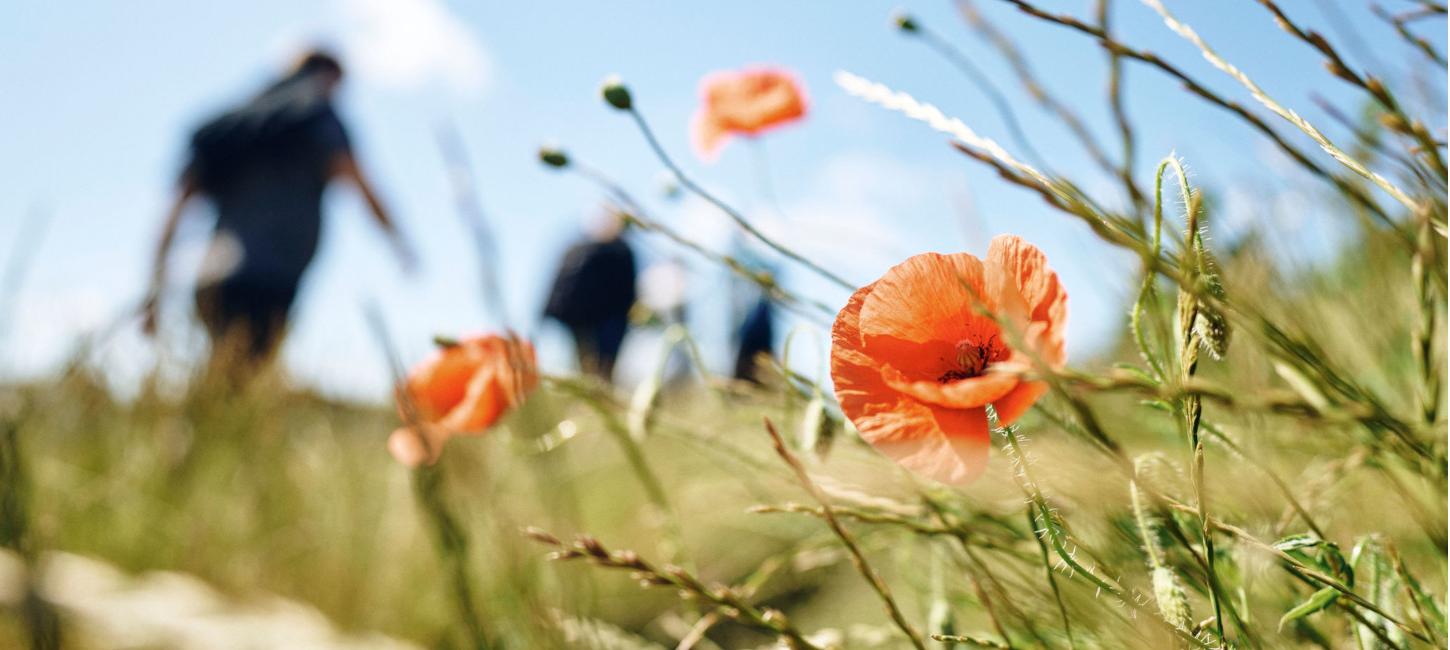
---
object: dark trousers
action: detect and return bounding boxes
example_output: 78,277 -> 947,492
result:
570,315 -> 628,382
195,277 -> 298,372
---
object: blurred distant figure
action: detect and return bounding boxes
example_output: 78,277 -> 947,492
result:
545,210 -> 637,381
730,240 -> 777,383
142,49 -> 413,378
733,296 -> 775,383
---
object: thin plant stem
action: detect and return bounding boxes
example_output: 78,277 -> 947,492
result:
919,498 -> 1023,648
1165,500 -> 1436,644
1411,212 -> 1440,425
954,0 -> 1121,183
437,123 -> 512,331
1371,3 -> 1447,67
1164,159 -> 1228,647
1199,421 -> 1328,540
415,465 -> 492,650
903,19 -> 1052,174
527,529 -> 823,649
1253,0 -> 1446,178
566,159 -> 835,322
762,418 -> 927,649
1096,0 -> 1149,216
622,106 -> 857,292
1026,503 -> 1077,649
548,376 -> 688,565
747,138 -> 791,222
362,305 -> 493,649
1139,0 -> 1425,216
986,0 -> 1405,239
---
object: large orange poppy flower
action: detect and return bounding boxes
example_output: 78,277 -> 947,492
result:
388,334 -> 538,467
691,67 -> 807,161
830,235 -> 1067,485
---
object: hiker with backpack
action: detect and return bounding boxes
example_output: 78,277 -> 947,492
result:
142,49 -> 414,377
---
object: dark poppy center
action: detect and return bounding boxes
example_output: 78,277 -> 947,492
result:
938,336 -> 1009,383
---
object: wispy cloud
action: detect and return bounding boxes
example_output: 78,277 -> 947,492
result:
749,152 -> 965,283
334,0 -> 491,98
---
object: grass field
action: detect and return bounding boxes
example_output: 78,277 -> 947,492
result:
2,2 -> 1447,649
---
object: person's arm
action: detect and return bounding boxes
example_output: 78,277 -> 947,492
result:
331,152 -> 417,273
142,178 -> 197,336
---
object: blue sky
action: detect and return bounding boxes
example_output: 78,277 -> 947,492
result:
1,0 -> 1442,400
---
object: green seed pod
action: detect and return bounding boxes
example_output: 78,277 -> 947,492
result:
539,146 -> 569,169
891,9 -> 918,33
600,76 -> 633,110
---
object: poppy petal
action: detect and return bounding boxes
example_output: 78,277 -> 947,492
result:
871,406 -> 991,485
858,252 -> 988,345
388,424 -> 449,468
987,235 -> 1068,365
991,381 -> 1049,427
690,110 -> 729,162
880,363 -> 1019,409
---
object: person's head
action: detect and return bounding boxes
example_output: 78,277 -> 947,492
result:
585,205 -> 629,242
291,48 -> 344,95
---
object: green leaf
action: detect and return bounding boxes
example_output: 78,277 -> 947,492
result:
1278,588 -> 1339,630
1139,399 -> 1174,412
1112,363 -> 1159,384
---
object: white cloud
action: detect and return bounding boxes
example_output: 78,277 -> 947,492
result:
334,0 -> 491,98
763,153 -> 963,280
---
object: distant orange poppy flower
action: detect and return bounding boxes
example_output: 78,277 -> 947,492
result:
831,235 -> 1067,485
691,67 -> 807,161
388,334 -> 539,467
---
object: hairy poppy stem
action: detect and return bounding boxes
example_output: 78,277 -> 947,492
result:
1169,169 -> 1229,648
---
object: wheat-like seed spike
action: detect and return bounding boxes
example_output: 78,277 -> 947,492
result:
834,70 -> 1058,193
1140,0 -> 1421,212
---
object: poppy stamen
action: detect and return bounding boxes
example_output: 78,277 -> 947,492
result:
939,336 -> 1009,383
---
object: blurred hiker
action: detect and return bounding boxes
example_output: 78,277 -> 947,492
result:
544,210 -> 637,381
733,296 -> 775,383
729,240 -> 776,383
143,49 -> 414,377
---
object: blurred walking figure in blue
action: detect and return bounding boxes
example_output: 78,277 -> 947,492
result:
730,241 -> 777,383
733,296 -> 775,383
142,49 -> 414,378
544,210 -> 637,382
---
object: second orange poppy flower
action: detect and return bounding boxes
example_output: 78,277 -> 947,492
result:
389,334 -> 539,467
691,67 -> 807,161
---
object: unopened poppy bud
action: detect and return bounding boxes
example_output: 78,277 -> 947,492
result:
600,75 -> 633,110
538,146 -> 570,168
432,335 -> 460,348
892,9 -> 918,33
